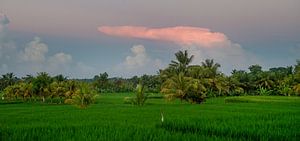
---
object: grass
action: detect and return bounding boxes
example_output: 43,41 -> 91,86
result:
225,96 -> 300,104
0,93 -> 299,140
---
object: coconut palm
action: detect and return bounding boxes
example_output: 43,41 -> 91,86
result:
169,50 -> 194,74
18,82 -> 33,101
255,72 -> 275,89
187,78 -> 207,103
53,74 -> 67,82
227,77 -> 244,96
187,65 -> 206,79
161,72 -> 193,101
22,75 -> 34,83
3,85 -> 15,100
64,80 -> 77,101
32,72 -> 52,102
66,83 -> 97,109
50,81 -> 67,103
201,59 -> 221,78
0,73 -> 17,91
293,84 -> 300,96
205,76 -> 229,97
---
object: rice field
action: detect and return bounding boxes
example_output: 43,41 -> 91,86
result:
0,94 -> 299,141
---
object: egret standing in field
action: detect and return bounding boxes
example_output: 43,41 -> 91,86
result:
161,110 -> 164,123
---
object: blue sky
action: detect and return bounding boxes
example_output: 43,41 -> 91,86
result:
0,0 -> 299,78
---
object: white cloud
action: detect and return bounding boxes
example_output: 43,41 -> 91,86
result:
15,36 -> 94,77
0,13 -> 17,72
114,45 -> 162,77
47,52 -> 72,73
0,13 -> 95,78
70,62 -> 97,78
19,37 -> 48,63
186,42 -> 260,74
124,45 -> 148,69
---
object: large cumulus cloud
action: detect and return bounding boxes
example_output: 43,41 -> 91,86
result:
114,45 -> 162,76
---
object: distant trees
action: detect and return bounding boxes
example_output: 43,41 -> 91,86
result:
0,51 -> 299,106
1,72 -> 97,108
92,72 -> 161,93
0,73 -> 17,91
93,72 -> 109,92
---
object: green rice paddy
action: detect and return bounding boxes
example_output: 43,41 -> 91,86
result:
0,94 -> 299,141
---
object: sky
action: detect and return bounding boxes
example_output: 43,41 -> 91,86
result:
0,0 -> 300,78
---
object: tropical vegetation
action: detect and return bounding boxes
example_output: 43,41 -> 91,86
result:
0,50 -> 299,140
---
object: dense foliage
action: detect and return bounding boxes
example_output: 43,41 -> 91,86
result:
0,50 -> 299,140
0,73 -> 96,108
159,50 -> 300,103
92,73 -> 161,93
0,50 -> 299,105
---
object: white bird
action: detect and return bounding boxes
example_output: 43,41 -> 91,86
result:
161,112 -> 164,123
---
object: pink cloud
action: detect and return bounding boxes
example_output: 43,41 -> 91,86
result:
98,26 -> 227,47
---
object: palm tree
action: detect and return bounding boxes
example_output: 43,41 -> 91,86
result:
32,72 -> 52,102
169,50 -> 194,74
293,84 -> 300,96
201,59 -> 221,78
161,72 -> 193,101
53,74 -> 67,82
255,72 -> 274,89
256,77 -> 274,89
0,73 -> 17,90
159,67 -> 177,82
227,77 -> 244,96
93,72 -> 109,92
187,65 -> 206,79
205,75 -> 229,97
187,78 -> 207,103
66,83 -> 97,109
3,85 -> 15,100
50,81 -> 67,103
22,75 -> 34,83
64,80 -> 77,101
18,82 -> 33,101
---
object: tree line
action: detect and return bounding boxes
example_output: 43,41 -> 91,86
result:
0,50 -> 299,105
